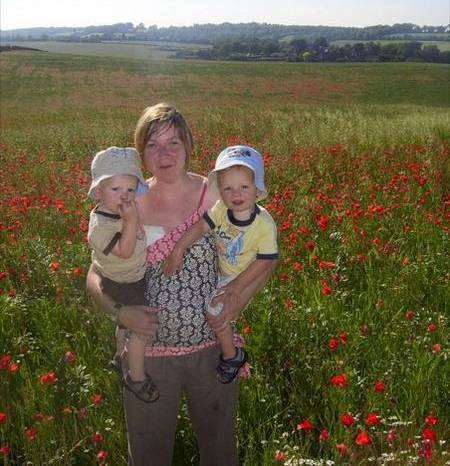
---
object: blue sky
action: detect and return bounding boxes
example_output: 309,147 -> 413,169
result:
1,0 -> 448,30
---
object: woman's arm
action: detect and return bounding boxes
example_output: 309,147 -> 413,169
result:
206,259 -> 278,331
86,264 -> 158,336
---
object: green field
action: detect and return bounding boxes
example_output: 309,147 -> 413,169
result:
0,40 -> 211,60
0,51 -> 449,465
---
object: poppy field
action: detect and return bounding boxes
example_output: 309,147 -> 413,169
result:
0,51 -> 449,465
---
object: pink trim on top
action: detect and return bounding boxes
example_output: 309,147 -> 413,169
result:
146,180 -> 208,265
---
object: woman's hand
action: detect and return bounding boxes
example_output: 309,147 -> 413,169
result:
162,248 -> 184,276
207,287 -> 242,331
117,305 -> 159,337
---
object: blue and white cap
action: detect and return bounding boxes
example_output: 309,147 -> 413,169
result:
208,145 -> 267,200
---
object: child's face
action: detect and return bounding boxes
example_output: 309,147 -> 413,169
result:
217,166 -> 257,219
94,175 -> 138,214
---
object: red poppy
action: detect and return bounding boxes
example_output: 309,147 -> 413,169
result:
386,429 -> 396,443
374,380 -> 386,393
7,363 -> 19,374
320,280 -> 332,296
355,430 -> 372,446
339,332 -> 347,345
365,412 -> 380,427
340,413 -> 354,427
330,373 -> 348,388
425,414 -> 438,426
40,372 -> 57,385
274,451 -> 286,462
0,412 -> 7,425
49,261 -> 60,272
92,432 -> 104,444
0,444 -> 10,456
319,428 -> 329,442
328,338 -> 339,351
432,344 -> 441,354
25,427 -> 37,441
405,310 -> 415,321
64,351 -> 77,364
422,427 -> 437,444
297,419 -> 313,433
427,323 -> 437,333
336,443 -> 348,456
97,450 -> 108,464
91,393 -> 103,406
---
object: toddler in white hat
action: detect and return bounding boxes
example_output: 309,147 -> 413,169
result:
164,145 -> 278,383
87,146 -> 158,403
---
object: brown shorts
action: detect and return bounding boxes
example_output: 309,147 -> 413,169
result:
100,275 -> 146,306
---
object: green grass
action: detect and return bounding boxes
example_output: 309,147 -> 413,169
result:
1,52 -> 449,465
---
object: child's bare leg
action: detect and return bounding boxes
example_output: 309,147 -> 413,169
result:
215,322 -> 236,360
115,326 -> 126,359
127,332 -> 146,382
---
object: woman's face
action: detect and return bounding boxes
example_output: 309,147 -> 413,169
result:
143,124 -> 187,181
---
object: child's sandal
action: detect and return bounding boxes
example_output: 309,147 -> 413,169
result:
217,347 -> 247,384
124,374 -> 160,403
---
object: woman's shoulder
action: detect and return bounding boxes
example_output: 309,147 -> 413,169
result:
186,172 -> 220,210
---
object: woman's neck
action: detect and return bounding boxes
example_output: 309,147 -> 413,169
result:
149,172 -> 191,198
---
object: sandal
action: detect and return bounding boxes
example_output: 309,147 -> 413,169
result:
217,347 -> 247,384
124,373 -> 160,403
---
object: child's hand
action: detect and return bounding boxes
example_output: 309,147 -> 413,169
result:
118,200 -> 139,223
162,249 -> 184,276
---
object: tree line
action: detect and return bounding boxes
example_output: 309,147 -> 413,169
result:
184,37 -> 449,63
2,22 -> 448,45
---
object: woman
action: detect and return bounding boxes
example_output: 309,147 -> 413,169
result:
86,103 -> 276,466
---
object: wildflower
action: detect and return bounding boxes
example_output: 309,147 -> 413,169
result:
328,338 -> 339,352
427,323 -> 437,333
72,267 -> 83,277
91,393 -> 103,406
320,280 -> 332,296
97,450 -> 108,464
243,326 -> 252,335
319,260 -> 336,270
274,450 -> 286,462
405,310 -> 415,321
8,363 -> 20,374
424,414 -> 438,426
49,261 -> 60,272
365,412 -> 380,427
319,428 -> 330,442
340,413 -> 355,427
25,427 -> 37,441
297,419 -> 313,433
386,429 -> 396,444
7,289 -> 16,298
293,261 -> 303,271
432,343 -> 441,354
330,373 -> 348,388
374,380 -> 386,393
92,432 -> 104,444
40,372 -> 57,385
419,440 -> 433,462
239,362 -> 251,379
77,407 -> 88,420
316,215 -> 329,232
64,351 -> 77,365
62,407 -> 72,415
0,355 -> 11,370
304,240 -> 316,251
355,430 -> 372,446
0,444 -> 10,456
422,427 -> 437,444
336,443 -> 348,456
0,412 -> 7,424
339,332 -> 347,345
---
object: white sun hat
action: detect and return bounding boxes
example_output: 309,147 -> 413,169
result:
208,145 -> 267,200
88,146 -> 148,199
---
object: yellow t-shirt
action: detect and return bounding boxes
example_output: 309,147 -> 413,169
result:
88,208 -> 147,283
203,200 -> 278,278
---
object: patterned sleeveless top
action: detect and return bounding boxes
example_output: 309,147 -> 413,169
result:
143,182 -> 218,357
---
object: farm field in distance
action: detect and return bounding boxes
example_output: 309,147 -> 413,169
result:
0,50 -> 449,465
331,39 -> 450,52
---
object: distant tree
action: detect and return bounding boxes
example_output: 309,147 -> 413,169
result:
302,51 -> 312,62
420,44 -> 441,62
396,41 -> 422,60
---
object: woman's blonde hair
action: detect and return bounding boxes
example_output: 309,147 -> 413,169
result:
134,103 -> 194,163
